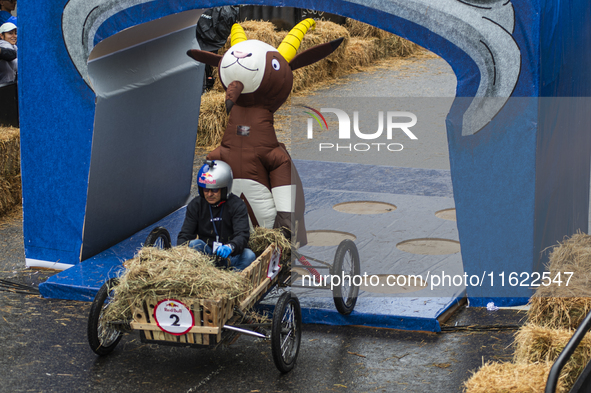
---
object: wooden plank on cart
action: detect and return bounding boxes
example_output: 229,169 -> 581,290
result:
242,245 -> 273,286
192,300 -> 202,344
202,299 -> 217,345
239,277 -> 272,311
132,304 -> 151,340
145,298 -> 167,341
130,322 -> 219,334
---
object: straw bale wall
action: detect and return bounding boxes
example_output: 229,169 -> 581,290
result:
464,233 -> 591,392
0,127 -> 20,216
463,361 -> 563,393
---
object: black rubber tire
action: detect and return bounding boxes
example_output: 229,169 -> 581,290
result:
88,278 -> 122,356
271,292 -> 302,373
145,226 -> 171,249
332,239 -> 361,315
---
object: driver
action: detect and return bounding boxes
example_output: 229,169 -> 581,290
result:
177,160 -> 256,271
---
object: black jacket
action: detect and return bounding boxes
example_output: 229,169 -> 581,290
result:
177,193 -> 250,256
195,6 -> 240,50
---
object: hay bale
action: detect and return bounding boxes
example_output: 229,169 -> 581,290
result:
0,174 -> 20,215
0,127 -> 20,216
196,91 -> 228,148
249,226 -> 291,265
380,35 -> 421,58
528,233 -> 591,329
103,245 -> 252,323
528,296 -> 591,331
345,18 -> 392,39
463,361 -> 563,393
464,234 -> 591,393
344,19 -> 420,57
513,323 -> 591,389
340,37 -> 380,72
0,126 -> 19,177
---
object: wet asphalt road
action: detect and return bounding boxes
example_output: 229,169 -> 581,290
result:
0,287 -> 523,393
0,54 -> 526,393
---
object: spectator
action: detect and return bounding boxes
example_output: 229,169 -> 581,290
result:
195,6 -> 239,92
0,0 -> 16,26
0,21 -> 16,84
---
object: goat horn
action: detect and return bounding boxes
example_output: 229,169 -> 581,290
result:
230,23 -> 248,46
277,18 -> 316,62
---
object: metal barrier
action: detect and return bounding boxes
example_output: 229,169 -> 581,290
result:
546,309 -> 591,393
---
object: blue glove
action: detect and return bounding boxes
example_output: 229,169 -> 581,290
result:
216,245 -> 232,259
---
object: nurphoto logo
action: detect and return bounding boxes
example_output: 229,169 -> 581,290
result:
301,106 -> 418,153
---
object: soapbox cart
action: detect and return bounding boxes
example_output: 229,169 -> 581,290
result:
87,226 -> 360,373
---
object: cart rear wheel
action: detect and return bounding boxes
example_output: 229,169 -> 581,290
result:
145,226 -> 171,249
332,239 -> 360,315
88,278 -> 122,356
271,292 -> 302,373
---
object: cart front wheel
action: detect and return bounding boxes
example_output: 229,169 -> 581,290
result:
271,292 -> 302,373
145,226 -> 171,249
88,278 -> 122,356
332,239 -> 361,315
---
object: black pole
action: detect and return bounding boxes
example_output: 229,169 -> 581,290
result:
546,308 -> 591,393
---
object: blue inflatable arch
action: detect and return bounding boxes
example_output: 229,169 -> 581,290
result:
19,0 -> 591,306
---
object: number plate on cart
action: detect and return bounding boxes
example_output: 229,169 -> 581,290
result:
153,299 -> 194,335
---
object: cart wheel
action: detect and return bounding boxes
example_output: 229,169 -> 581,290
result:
88,278 -> 122,356
332,239 -> 361,315
271,292 -> 302,373
145,226 -> 171,249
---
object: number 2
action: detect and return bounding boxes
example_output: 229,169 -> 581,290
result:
170,314 -> 180,326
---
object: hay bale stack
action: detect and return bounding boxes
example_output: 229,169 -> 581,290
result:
340,37 -> 384,72
464,233 -> 591,392
463,361 -> 563,393
345,19 -> 420,60
291,21 -> 350,91
380,34 -> 421,58
197,19 -> 421,148
513,324 -> 591,389
104,245 -> 252,323
529,296 -> 591,331
195,91 -> 228,147
345,18 -> 392,39
528,233 -> 591,329
0,126 -> 20,216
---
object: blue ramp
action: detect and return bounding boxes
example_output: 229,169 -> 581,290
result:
40,160 -> 464,332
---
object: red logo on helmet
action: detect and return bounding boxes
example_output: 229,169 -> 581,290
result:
199,172 -> 217,185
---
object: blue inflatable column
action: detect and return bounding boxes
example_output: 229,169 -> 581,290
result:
19,0 -> 95,268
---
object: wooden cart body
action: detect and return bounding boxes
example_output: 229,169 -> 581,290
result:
128,244 -> 281,346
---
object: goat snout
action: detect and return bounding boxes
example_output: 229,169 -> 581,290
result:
232,51 -> 252,59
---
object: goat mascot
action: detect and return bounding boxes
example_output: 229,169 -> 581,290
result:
187,19 -> 343,247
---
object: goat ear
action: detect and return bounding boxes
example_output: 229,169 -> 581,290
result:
186,49 -> 223,67
289,38 -> 344,71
